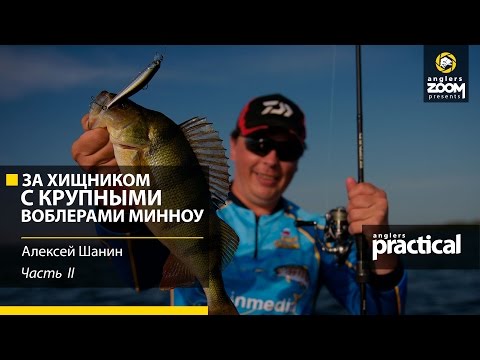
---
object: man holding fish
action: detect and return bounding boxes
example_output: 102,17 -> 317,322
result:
72,93 -> 407,315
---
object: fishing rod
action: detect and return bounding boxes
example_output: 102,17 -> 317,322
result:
355,45 -> 369,316
296,46 -> 369,315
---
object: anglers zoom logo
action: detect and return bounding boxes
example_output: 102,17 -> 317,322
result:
435,52 -> 457,73
424,45 -> 469,102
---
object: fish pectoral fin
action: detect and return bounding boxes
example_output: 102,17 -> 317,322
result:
159,254 -> 196,290
114,146 -> 144,168
217,218 -> 240,270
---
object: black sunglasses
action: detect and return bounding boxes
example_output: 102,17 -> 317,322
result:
243,136 -> 304,162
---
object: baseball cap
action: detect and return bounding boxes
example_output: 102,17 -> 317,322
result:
233,94 -> 306,143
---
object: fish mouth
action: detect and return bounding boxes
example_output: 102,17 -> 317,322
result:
90,91 -> 114,112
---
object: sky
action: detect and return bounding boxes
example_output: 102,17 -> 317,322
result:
0,45 -> 479,225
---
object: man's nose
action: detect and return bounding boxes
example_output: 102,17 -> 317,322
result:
262,148 -> 280,164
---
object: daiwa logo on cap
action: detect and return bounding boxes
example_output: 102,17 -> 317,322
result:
424,45 -> 469,103
261,100 -> 293,117
236,93 -> 306,141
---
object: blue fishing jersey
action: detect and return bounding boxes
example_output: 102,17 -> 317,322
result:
172,196 -> 407,315
96,196 -> 407,315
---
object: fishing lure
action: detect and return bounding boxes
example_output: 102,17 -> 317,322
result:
105,53 -> 163,110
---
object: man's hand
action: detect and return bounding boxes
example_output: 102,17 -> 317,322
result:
71,114 -> 118,175
345,176 -> 397,275
71,114 -> 134,210
345,176 -> 388,235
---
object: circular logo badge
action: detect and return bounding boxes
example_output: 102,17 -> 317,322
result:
435,52 -> 457,73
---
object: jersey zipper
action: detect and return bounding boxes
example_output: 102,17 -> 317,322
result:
254,216 -> 259,259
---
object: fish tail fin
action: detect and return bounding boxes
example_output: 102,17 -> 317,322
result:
159,254 -> 196,290
216,218 -> 239,270
203,281 -> 239,315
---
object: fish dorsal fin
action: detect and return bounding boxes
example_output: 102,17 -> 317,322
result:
179,117 -> 230,208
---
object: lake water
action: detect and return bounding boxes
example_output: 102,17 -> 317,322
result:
1,269 -> 478,315
316,269 -> 480,315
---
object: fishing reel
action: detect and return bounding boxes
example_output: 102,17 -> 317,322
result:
294,206 -> 354,265
321,207 -> 354,265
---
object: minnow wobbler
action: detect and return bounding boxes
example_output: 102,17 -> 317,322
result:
105,54 -> 163,110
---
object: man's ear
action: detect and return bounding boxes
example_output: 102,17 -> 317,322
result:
229,137 -> 237,161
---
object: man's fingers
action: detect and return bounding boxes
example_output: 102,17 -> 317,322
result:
72,128 -> 116,174
77,141 -> 116,173
97,158 -> 119,175
74,114 -> 118,175
87,140 -> 115,166
347,182 -> 379,200
347,196 -> 373,210
72,128 -> 110,160
81,114 -> 90,132
345,177 -> 357,194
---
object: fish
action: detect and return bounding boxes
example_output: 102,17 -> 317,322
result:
88,90 -> 239,315
275,265 -> 310,289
